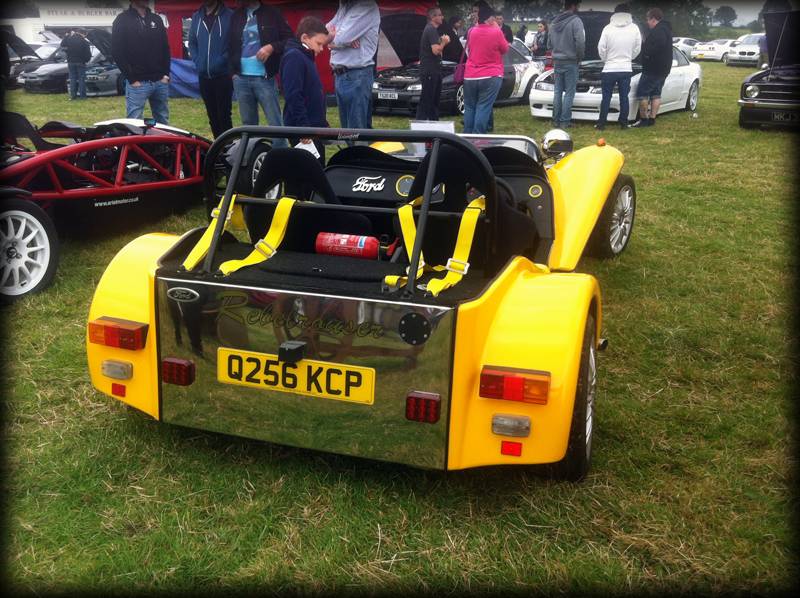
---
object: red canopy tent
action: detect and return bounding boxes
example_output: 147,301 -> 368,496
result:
154,1 -> 434,93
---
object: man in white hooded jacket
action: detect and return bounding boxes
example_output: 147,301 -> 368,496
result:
595,3 -> 641,129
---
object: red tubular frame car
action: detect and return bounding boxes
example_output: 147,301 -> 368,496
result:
0,113 -> 211,301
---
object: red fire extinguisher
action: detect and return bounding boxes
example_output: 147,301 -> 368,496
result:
315,233 -> 380,259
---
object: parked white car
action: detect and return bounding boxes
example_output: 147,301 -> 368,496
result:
673,37 -> 700,57
726,33 -> 766,66
529,47 -> 702,123
691,39 -> 735,63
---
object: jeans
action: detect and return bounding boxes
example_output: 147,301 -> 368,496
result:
552,62 -> 579,126
233,75 -> 286,147
599,71 -> 632,125
199,75 -> 233,138
334,66 -> 374,129
126,80 -> 169,124
463,77 -> 502,134
416,73 -> 442,121
68,62 -> 86,99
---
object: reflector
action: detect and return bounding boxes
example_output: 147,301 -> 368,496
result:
405,391 -> 441,423
162,358 -> 196,386
111,383 -> 126,397
500,440 -> 522,457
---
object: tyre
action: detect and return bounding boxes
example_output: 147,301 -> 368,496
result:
586,174 -> 636,258
738,109 -> 756,129
721,53 -> 728,64
0,199 -> 59,302
685,79 -> 699,111
547,313 -> 597,482
520,79 -> 534,105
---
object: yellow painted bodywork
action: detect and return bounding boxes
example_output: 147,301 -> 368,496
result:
86,233 -> 179,419
448,257 -> 600,470
547,143 -> 624,271
369,140 -> 406,154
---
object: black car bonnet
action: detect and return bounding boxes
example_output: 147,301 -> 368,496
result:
578,11 -> 613,62
765,10 -> 800,67
87,29 -> 112,60
381,13 -> 463,65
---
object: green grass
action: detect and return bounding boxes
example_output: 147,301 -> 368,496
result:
3,62 -> 797,593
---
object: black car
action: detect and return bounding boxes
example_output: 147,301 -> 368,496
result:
8,41 -> 63,88
738,10 -> 800,129
372,13 -> 543,116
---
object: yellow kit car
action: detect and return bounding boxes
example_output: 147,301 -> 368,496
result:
86,126 -> 635,481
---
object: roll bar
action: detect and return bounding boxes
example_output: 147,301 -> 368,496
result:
199,126 -> 499,297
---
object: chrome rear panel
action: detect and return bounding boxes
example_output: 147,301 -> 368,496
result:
157,278 -> 454,469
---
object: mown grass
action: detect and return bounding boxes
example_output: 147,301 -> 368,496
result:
2,61 -> 797,594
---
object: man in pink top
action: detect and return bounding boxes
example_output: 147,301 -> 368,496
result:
462,3 -> 508,133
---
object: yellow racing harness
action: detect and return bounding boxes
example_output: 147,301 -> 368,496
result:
384,194 -> 485,297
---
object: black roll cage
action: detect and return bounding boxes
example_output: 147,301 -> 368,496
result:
201,126 -> 499,298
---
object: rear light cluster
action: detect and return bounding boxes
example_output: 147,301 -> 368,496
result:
89,317 -> 148,350
405,391 -> 440,423
161,358 -> 196,386
479,367 -> 550,404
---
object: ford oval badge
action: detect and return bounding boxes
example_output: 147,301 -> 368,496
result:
167,287 -> 200,302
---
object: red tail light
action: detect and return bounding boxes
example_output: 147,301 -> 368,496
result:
479,367 -> 550,404
88,317 -> 148,350
161,358 -> 195,386
405,391 -> 441,423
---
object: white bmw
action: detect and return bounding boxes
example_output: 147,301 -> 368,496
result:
529,46 -> 702,123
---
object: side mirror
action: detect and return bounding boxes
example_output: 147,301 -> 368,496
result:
541,129 -> 573,159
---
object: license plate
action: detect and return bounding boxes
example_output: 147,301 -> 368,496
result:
378,91 -> 399,100
772,111 -> 798,122
217,348 -> 375,405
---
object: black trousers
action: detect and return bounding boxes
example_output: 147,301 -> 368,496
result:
199,75 -> 233,138
416,73 -> 442,121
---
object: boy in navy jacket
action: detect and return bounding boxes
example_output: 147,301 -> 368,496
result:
188,0 -> 234,138
279,16 -> 330,164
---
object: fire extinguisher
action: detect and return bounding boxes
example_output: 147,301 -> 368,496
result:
315,233 -> 380,259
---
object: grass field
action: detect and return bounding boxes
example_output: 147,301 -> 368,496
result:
2,62 -> 797,593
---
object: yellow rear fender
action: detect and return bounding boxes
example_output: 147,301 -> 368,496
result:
547,143 -> 624,271
448,258 -> 601,470
86,233 -> 180,419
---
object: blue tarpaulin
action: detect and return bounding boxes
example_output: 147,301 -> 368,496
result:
168,58 -> 200,98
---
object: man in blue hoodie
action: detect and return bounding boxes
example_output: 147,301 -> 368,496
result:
547,0 -> 585,128
189,0 -> 233,138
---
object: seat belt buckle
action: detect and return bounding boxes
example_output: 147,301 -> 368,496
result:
445,258 -> 469,275
254,239 -> 276,259
210,206 -> 233,223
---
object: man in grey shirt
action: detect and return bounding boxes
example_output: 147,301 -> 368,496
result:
548,0 -> 585,128
327,0 -> 380,129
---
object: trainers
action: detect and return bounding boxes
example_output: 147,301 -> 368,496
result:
630,118 -> 652,128
594,122 -> 605,130
619,121 -> 628,129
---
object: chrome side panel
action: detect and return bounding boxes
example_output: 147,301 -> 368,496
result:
157,278 -> 454,469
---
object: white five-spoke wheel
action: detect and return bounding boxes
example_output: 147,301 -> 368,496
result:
587,174 -> 636,259
0,199 -> 59,301
455,84 -> 465,115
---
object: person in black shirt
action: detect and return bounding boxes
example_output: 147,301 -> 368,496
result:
112,0 -> 172,123
416,6 -> 451,121
61,28 -> 91,100
495,11 -> 514,43
631,7 -> 673,127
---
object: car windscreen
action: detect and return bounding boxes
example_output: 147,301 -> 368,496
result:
741,35 -> 762,44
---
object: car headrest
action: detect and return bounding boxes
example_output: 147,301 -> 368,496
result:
252,147 -> 339,204
408,144 -> 493,212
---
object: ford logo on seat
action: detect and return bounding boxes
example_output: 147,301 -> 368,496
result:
167,287 -> 200,302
